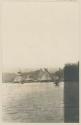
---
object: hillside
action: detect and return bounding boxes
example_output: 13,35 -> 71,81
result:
2,68 -> 64,83
2,73 -> 16,83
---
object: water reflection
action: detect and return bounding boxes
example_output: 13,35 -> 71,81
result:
2,82 -> 64,122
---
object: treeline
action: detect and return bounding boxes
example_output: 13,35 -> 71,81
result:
54,68 -> 64,81
54,62 -> 79,82
2,62 -> 79,83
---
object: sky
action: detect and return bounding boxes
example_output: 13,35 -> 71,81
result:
1,1 -> 79,72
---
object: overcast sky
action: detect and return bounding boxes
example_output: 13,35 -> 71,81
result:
2,1 -> 79,72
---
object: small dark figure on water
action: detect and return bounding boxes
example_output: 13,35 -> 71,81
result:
55,81 -> 59,86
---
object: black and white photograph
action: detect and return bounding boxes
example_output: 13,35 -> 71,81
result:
1,0 -> 79,123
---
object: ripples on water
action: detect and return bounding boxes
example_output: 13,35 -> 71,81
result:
2,82 -> 64,122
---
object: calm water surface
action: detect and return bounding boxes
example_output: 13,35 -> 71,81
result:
2,82 -> 64,122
